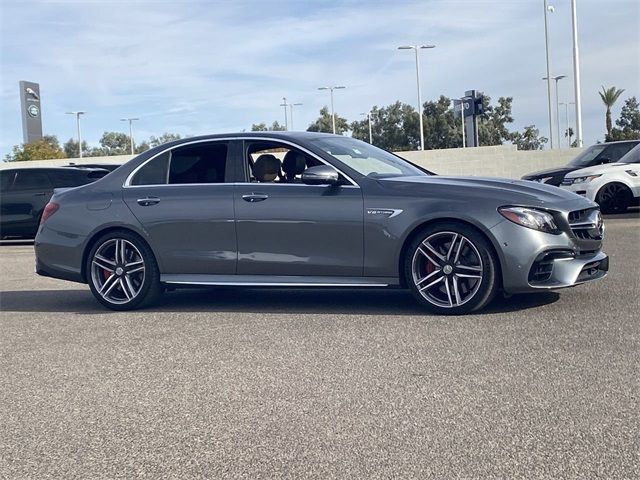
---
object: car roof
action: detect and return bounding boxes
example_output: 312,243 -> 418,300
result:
2,166 -> 107,173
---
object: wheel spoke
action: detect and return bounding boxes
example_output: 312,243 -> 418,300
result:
416,268 -> 442,286
456,272 -> 482,279
446,234 -> 458,260
126,259 -> 143,268
452,276 -> 461,306
93,257 -> 115,272
417,246 -> 443,267
419,275 -> 444,292
444,278 -> 453,307
119,278 -> 132,300
456,264 -> 482,272
99,274 -> 117,294
127,265 -> 145,275
422,241 -> 446,263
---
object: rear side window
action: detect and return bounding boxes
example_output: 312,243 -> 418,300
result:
0,171 -> 16,192
47,170 -> 84,188
131,151 -> 170,186
12,171 -> 52,190
169,143 -> 228,184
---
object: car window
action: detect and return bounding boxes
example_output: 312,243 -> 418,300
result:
245,141 -> 322,183
0,171 -> 16,192
12,170 -> 52,190
47,170 -> 84,188
620,145 -> 640,164
131,151 -> 170,186
169,143 -> 228,184
603,143 -> 636,162
568,145 -> 607,167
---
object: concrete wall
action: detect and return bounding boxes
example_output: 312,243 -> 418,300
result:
396,145 -> 583,179
1,146 -> 583,179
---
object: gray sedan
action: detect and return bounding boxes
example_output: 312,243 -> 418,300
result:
35,132 -> 608,314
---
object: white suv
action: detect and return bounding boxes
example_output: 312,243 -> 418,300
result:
561,144 -> 640,213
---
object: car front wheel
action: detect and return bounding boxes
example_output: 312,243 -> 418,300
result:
87,230 -> 162,311
596,182 -> 632,214
404,223 -> 499,315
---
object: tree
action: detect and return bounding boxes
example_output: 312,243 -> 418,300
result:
351,102 -> 420,151
422,96 -> 462,149
609,97 -> 640,141
135,141 -> 150,154
63,138 -> 89,158
148,133 -> 182,148
478,95 -> 515,146
510,125 -> 548,150
96,131 -> 131,156
251,122 -> 268,131
307,106 -> 349,134
565,127 -> 575,147
4,135 -> 66,162
598,86 -> 625,140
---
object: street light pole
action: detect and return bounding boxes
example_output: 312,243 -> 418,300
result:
120,117 -> 139,155
543,74 -> 566,147
543,1 -> 555,148
318,86 -> 346,134
398,44 -> 435,151
571,0 -> 583,147
360,112 -> 373,144
280,97 -> 289,130
289,102 -> 302,131
65,111 -> 86,158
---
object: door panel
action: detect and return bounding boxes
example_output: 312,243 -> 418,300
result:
123,185 -> 236,274
234,184 -> 363,276
0,170 -> 52,237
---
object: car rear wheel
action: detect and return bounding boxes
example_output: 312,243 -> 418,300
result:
596,182 -> 632,214
404,222 -> 499,315
87,230 -> 162,311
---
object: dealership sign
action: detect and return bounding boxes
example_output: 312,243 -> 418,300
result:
19,80 -> 43,144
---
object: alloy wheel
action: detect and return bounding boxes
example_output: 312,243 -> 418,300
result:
90,238 -> 146,305
411,231 -> 484,308
598,183 -> 629,212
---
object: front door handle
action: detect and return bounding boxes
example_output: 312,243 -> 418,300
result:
137,197 -> 161,206
242,193 -> 269,203
33,192 -> 46,197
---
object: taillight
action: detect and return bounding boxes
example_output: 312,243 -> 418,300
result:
40,202 -> 59,225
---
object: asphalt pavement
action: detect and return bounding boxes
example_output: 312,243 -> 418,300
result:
1,215 -> 638,479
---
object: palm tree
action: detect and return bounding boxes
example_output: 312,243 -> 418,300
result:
598,86 -> 625,139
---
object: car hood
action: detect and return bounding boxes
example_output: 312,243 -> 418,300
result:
521,166 -> 573,179
381,175 -> 594,209
565,163 -> 625,178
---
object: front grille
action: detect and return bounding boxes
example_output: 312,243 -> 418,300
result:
568,208 -> 603,241
561,178 -> 573,186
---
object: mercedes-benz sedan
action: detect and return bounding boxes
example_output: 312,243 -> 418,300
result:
35,132 -> 608,314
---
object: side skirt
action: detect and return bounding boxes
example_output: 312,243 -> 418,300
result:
160,274 -> 399,288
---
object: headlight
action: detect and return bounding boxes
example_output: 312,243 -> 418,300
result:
568,174 -> 602,184
498,206 -> 559,233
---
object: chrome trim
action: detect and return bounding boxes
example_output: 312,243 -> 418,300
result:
123,136 -> 360,188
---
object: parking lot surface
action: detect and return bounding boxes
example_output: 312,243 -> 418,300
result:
1,214 -> 638,479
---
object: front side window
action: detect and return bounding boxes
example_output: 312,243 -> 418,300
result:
245,141 -> 322,183
310,137 -> 427,178
604,143 -> 636,162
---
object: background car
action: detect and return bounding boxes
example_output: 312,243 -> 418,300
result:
560,144 -> 640,213
522,140 -> 639,186
35,132 -> 608,314
1,166 -> 109,239
63,163 -> 121,172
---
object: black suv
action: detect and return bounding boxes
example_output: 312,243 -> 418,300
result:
522,140 -> 640,186
1,167 -> 109,239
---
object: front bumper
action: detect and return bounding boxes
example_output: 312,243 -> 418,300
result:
490,218 -> 608,294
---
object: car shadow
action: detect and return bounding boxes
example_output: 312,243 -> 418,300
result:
0,287 -> 559,316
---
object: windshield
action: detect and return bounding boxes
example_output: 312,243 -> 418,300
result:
620,144 -> 640,164
568,144 -> 607,167
310,137 -> 428,178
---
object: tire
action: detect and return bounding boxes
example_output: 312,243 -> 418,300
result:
86,230 -> 162,311
403,222 -> 499,315
596,182 -> 632,214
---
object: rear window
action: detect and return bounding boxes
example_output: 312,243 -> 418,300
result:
47,170 -> 85,188
12,170 -> 52,190
0,171 -> 16,192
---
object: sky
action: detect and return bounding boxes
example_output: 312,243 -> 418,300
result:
0,0 -> 638,157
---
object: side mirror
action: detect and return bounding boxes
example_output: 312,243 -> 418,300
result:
302,165 -> 340,186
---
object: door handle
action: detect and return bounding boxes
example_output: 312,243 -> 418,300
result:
242,193 -> 269,203
137,197 -> 161,206
33,192 -> 46,197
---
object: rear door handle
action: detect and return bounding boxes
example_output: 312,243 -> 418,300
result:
242,193 -> 269,203
137,197 -> 161,206
33,192 -> 46,197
